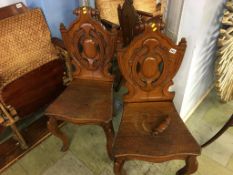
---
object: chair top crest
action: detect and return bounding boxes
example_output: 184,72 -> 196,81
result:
60,7 -> 117,82
117,23 -> 187,103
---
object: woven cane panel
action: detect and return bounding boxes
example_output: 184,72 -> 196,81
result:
96,0 -> 158,25
0,9 -> 58,88
96,0 -> 124,25
134,0 -> 156,15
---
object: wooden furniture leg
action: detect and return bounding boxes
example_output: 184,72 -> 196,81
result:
11,124 -> 28,150
102,121 -> 115,159
202,114 -> 233,148
47,117 -> 69,152
176,156 -> 198,175
114,159 -> 125,175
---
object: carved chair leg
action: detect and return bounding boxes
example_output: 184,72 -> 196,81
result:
102,121 -> 115,160
176,156 -> 198,175
114,158 -> 126,175
11,124 -> 28,150
202,114 -> 233,147
47,117 -> 69,152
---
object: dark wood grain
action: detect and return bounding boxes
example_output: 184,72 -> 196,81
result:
0,3 -> 66,162
117,0 -> 164,47
45,7 -> 117,159
1,59 -> 65,118
113,23 -> 201,175
0,2 -> 28,20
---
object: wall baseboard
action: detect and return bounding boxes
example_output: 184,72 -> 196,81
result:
183,84 -> 215,122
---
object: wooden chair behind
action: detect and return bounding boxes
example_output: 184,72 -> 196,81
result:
117,0 -> 164,47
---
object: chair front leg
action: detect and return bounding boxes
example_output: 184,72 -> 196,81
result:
176,156 -> 198,175
47,117 -> 69,152
102,121 -> 115,160
114,158 -> 126,175
11,124 -> 28,149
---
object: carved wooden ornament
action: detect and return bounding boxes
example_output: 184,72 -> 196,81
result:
118,23 -> 187,102
60,7 -> 117,81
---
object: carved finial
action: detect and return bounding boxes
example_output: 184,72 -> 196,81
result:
178,38 -> 187,50
82,6 -> 88,15
60,23 -> 66,30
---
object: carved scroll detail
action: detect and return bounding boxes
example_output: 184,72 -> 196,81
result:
129,38 -> 164,91
60,7 -> 117,81
118,24 -> 186,102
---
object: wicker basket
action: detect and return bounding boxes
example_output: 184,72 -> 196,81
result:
96,0 -> 124,25
96,0 -> 160,25
134,0 -> 156,15
0,9 -> 58,88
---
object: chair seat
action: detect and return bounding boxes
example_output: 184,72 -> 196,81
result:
45,79 -> 113,124
113,102 -> 201,159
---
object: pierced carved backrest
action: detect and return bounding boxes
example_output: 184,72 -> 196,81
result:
60,7 -> 117,81
118,24 -> 187,102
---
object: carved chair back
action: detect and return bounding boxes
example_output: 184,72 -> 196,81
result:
117,0 -> 142,47
60,7 -> 117,82
117,23 -> 187,103
117,0 -> 164,47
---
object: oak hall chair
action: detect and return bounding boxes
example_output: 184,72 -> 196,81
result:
0,3 -> 66,149
45,7 -> 118,159
113,24 -> 201,175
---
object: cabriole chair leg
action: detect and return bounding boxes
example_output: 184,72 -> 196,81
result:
47,117 -> 69,152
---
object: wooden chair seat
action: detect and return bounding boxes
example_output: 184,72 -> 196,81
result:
46,79 -> 113,124
113,102 -> 200,159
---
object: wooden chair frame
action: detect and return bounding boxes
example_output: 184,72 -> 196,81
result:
113,23 -> 201,175
45,6 -> 118,159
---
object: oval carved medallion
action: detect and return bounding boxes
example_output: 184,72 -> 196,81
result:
83,39 -> 97,59
142,57 -> 162,79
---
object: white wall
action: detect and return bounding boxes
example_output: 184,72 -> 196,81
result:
165,0 -> 184,41
0,0 -> 27,7
171,0 -> 226,120
26,0 -> 77,38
